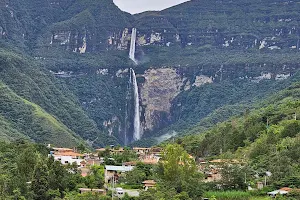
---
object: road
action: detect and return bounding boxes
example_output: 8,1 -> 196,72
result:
123,189 -> 140,197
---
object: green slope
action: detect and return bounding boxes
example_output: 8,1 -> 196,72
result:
0,81 -> 80,147
179,81 -> 300,182
0,49 -> 118,147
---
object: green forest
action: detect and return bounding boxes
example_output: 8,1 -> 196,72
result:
1,0 -> 300,199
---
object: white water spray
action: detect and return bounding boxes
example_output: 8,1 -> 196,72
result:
129,28 -> 137,64
131,68 -> 141,141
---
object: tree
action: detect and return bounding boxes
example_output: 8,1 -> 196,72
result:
219,164 -> 247,190
125,168 -> 146,185
31,160 -> 49,200
47,156 -> 67,197
84,165 -> 105,189
155,144 -> 204,198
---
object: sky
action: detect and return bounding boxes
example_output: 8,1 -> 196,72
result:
113,0 -> 190,14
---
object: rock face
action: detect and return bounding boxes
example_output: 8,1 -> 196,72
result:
140,68 -> 183,131
2,0 -> 300,145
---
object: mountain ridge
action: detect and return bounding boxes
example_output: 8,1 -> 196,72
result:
0,0 -> 300,146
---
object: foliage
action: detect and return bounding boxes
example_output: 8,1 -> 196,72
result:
123,163 -> 153,185
0,48 -> 118,147
204,191 -> 252,200
139,144 -> 204,199
179,82 -> 300,189
0,141 -> 102,199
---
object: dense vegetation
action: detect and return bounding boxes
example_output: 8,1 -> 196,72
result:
176,81 -> 300,190
0,48 -> 118,147
0,141 -> 112,200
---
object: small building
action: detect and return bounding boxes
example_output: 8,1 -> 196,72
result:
257,182 -> 264,190
142,180 -> 156,191
122,161 -> 137,167
80,161 -> 87,168
96,147 -> 124,155
133,147 -> 152,155
104,165 -> 134,183
141,157 -> 160,165
204,168 -> 222,183
110,148 -> 124,155
50,149 -> 84,166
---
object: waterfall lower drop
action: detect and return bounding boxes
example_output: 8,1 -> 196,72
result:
131,68 -> 141,141
129,28 -> 137,64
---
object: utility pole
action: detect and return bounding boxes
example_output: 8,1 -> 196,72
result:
111,175 -> 114,200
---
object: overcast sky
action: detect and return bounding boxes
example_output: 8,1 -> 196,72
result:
113,0 -> 190,14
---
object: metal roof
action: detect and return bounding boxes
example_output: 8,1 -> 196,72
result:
105,165 -> 134,171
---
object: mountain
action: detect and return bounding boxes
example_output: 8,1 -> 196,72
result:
0,0 -> 300,146
176,80 -> 300,183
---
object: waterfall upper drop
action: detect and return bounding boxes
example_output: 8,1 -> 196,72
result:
129,28 -> 137,64
131,68 -> 141,141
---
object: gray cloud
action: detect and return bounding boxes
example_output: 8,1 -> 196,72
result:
113,0 -> 190,14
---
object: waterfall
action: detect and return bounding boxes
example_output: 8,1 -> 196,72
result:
129,28 -> 137,64
131,68 -> 141,141
124,70 -> 132,146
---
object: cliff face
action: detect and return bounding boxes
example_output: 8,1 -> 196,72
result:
136,63 -> 295,134
140,68 -> 183,131
1,0 -> 300,145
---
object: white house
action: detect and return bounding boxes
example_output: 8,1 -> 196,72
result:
49,148 -> 84,166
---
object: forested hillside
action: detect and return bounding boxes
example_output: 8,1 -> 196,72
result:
0,48 -> 118,147
0,0 -> 300,146
177,80 -> 300,184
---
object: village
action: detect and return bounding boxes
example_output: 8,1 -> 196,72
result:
47,145 -> 295,199
48,145 -> 162,197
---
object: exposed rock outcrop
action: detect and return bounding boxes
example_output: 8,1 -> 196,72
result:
141,68 -> 183,131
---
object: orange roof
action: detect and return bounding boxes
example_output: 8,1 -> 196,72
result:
142,158 -> 159,165
142,180 -> 156,184
55,152 -> 83,157
145,184 -> 156,187
280,187 -> 292,192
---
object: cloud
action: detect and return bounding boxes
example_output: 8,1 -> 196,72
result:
113,0 -> 190,14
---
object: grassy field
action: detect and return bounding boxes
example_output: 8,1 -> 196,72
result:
204,191 -> 273,200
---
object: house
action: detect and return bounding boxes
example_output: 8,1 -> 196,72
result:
104,165 -> 134,183
133,147 -> 152,155
96,147 -> 124,155
49,148 -> 84,166
141,156 -> 160,165
142,180 -> 156,191
52,147 -> 74,152
80,161 -> 87,168
110,148 -> 124,155
122,161 -> 137,167
204,168 -> 222,183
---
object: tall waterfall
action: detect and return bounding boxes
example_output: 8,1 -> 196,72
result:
131,68 -> 141,141
129,28 -> 137,64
